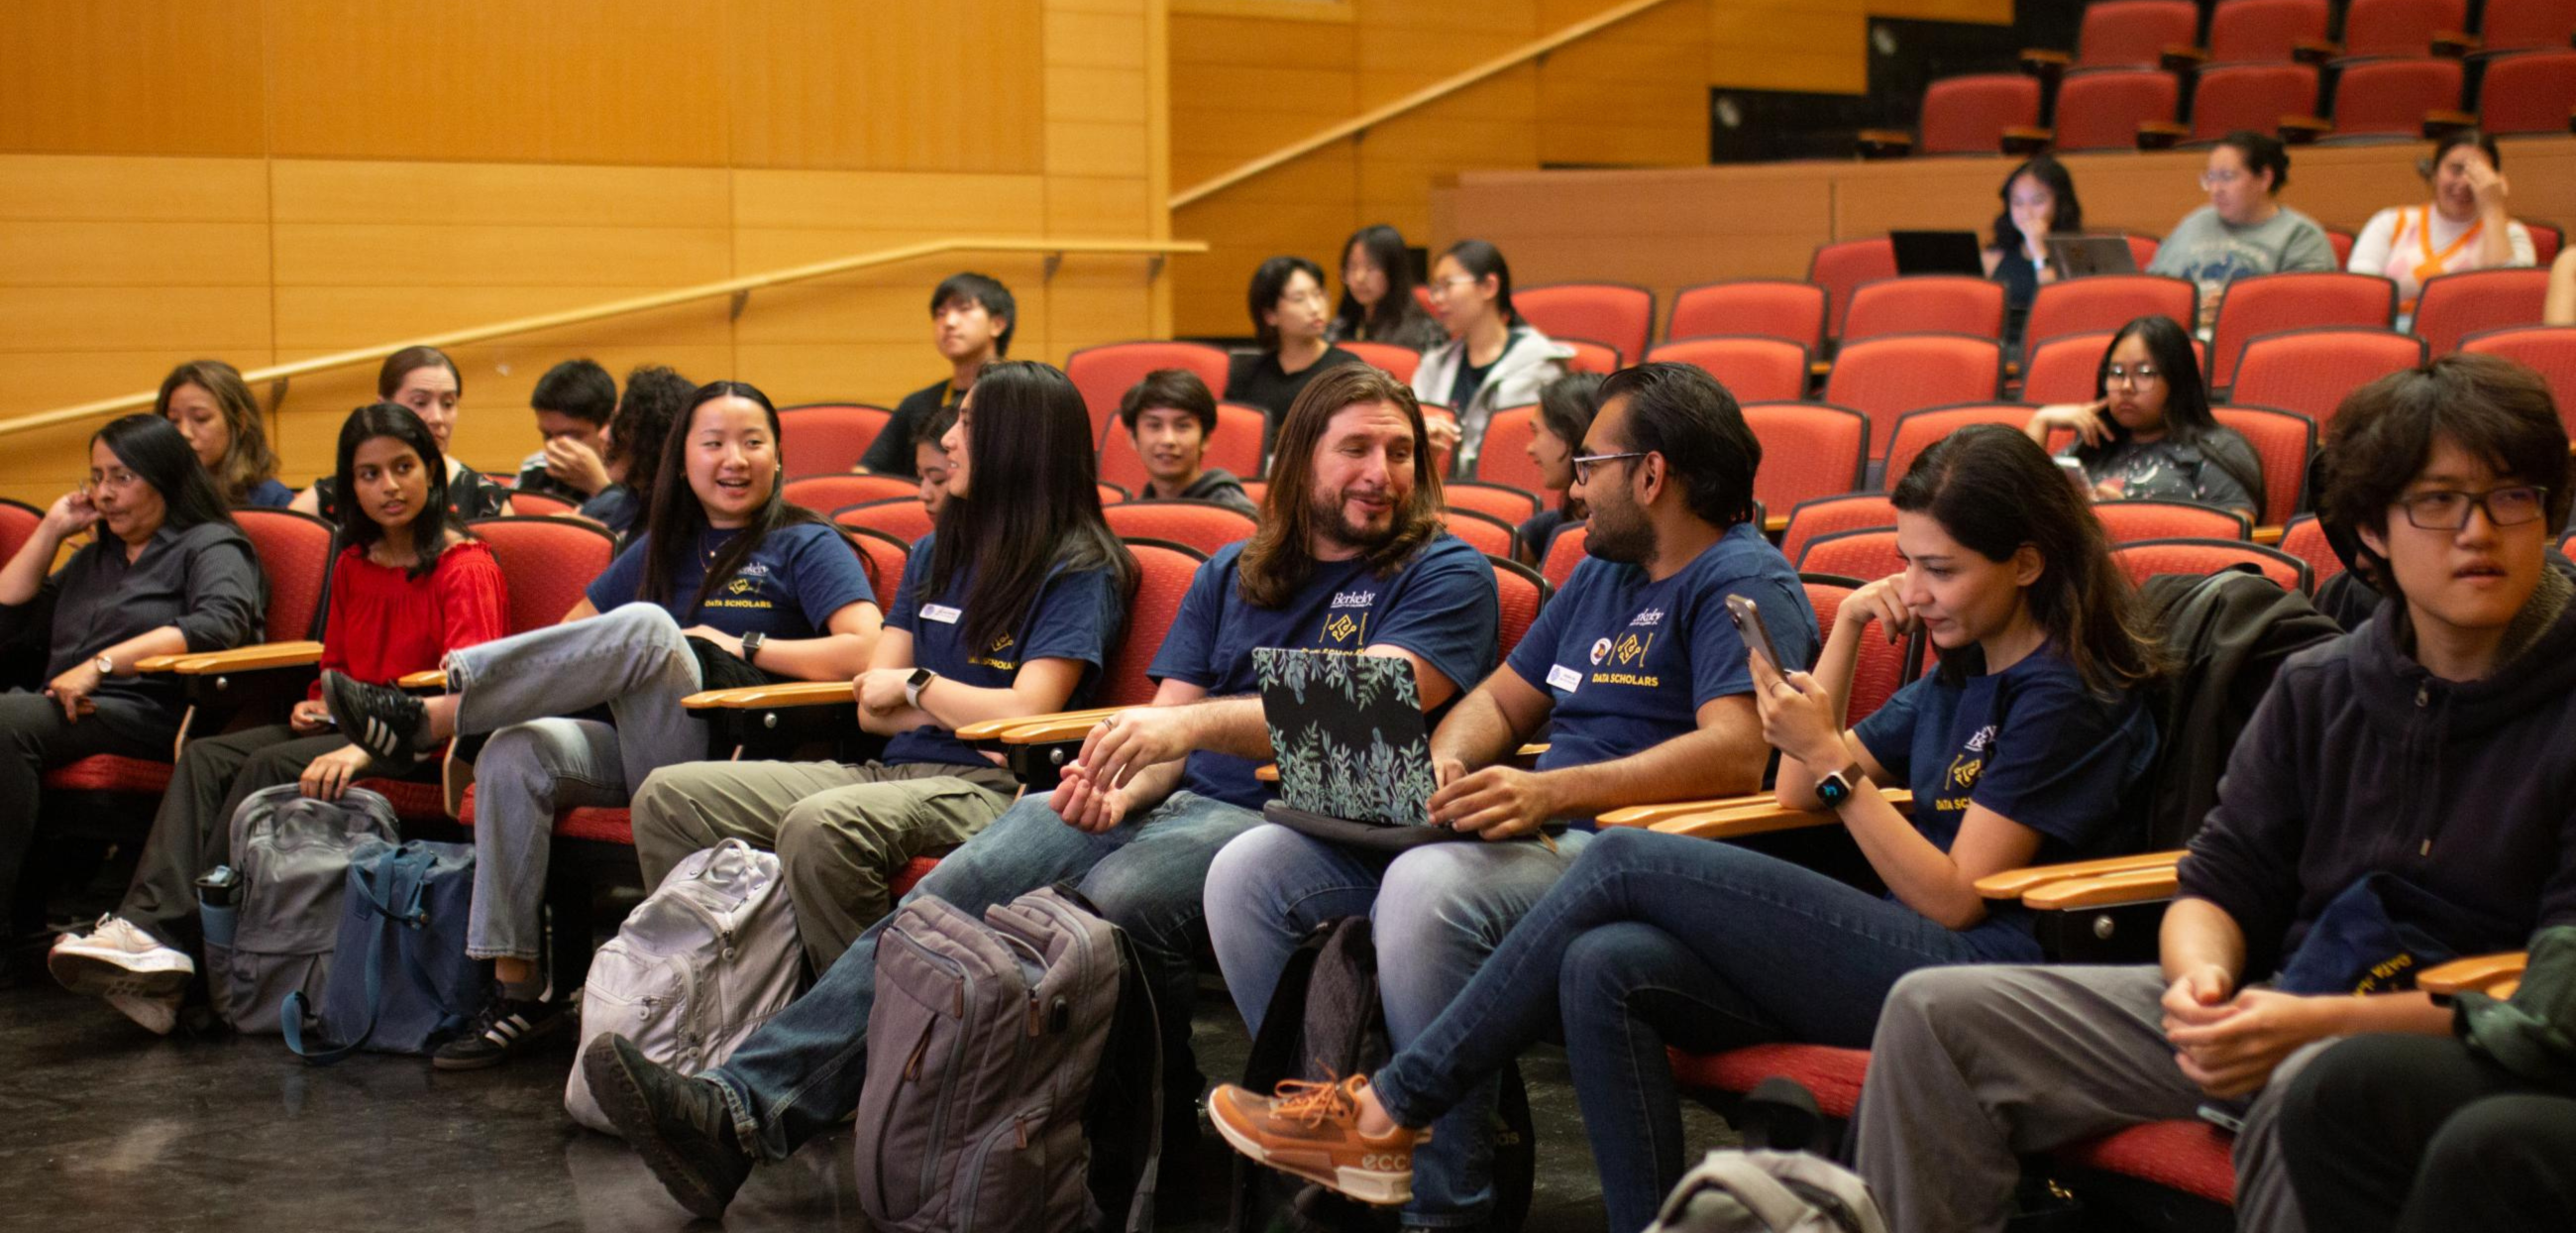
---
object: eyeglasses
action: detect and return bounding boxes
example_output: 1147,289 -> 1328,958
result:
2199,168 -> 2246,189
1570,451 -> 1649,484
2393,485 -> 2548,530
1425,276 -> 1480,301
2104,364 -> 2164,388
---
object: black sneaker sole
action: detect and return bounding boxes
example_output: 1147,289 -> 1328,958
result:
320,671 -> 424,770
581,1037 -> 742,1220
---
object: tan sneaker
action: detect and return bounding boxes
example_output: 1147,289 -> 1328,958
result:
1206,1075 -> 1427,1206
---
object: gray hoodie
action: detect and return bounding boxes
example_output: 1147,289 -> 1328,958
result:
1411,324 -> 1573,476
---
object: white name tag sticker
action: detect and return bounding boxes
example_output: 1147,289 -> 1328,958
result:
920,604 -> 963,624
1546,664 -> 1583,693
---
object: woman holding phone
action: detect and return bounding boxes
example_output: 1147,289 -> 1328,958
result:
2022,314 -> 2263,521
1203,425 -> 2161,1231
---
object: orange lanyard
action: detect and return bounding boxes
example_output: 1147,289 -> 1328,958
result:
2410,206 -> 2483,286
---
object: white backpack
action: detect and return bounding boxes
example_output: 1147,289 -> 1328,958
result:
564,839 -> 802,1135
1646,1150 -> 1889,1233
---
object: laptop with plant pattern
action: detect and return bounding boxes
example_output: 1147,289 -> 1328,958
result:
1253,647 -> 1438,829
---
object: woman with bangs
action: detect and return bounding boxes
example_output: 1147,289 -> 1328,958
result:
321,380 -> 884,1068
2024,314 -> 2265,521
156,360 -> 290,507
629,360 -> 1137,974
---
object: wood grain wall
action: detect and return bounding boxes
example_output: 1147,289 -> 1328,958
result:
0,0 -> 1170,507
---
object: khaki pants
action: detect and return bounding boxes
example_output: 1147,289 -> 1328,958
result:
631,759 -> 1018,971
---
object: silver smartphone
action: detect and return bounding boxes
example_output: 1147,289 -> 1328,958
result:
1725,593 -> 1785,671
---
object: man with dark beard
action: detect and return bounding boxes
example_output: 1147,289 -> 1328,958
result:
1200,361 -> 1817,1230
582,363 -> 1500,1220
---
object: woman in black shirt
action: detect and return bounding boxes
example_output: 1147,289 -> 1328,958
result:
1330,224 -> 1447,353
1982,156 -> 2083,350
1225,255 -> 1363,463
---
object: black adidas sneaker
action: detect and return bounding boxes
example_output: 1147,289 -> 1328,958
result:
320,670 -> 429,771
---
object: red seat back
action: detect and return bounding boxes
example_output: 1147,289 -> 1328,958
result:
1102,500 -> 1257,559
1557,337 -> 1621,376
1883,404 -> 2038,486
2227,327 -> 2428,426
1822,334 -> 2006,456
782,473 -> 920,514
1492,556 -> 1552,661
2275,513 -> 2344,587
1843,277 -> 2007,343
2188,63 -> 2319,142
2052,68 -> 2183,151
2023,276 -> 2199,347
1797,527 -> 1906,579
1645,336 -> 1811,404
1098,482 -> 1129,505
1514,283 -> 1654,367
2341,0 -> 2466,56
1667,280 -> 1827,352
1742,402 -> 1870,513
1541,523 -> 1588,591
463,516 -> 619,634
2528,223 -> 2562,267
2481,0 -> 2576,51
2460,325 -> 2576,433
1102,539 -> 1210,708
1471,406 -> 1556,503
2077,0 -> 2201,68
1797,576 -> 1909,723
1065,342 -> 1233,446
2330,56 -> 2462,136
2093,500 -> 2252,543
1809,238 -> 1898,340
1097,401 -> 1267,494
2478,50 -> 2576,134
1917,73 -> 2044,154
777,403 -> 893,480
0,499 -> 43,568
833,496 -> 937,546
841,525 -> 910,601
2212,405 -> 2316,526
236,507 -> 338,642
1443,507 -> 1518,559
507,491 -> 578,518
1780,494 -> 1897,568
2208,272 -> 2399,389
2114,537 -> 2311,592
2205,0 -> 2330,61
2413,268 -> 2552,355
1447,479 -> 1544,524
1340,340 -> 1421,384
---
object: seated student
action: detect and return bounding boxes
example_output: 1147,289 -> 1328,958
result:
157,360 -> 289,507
1206,362 -> 1832,1231
577,364 -> 693,542
1413,239 -> 1572,477
513,358 -> 618,506
2149,131 -> 2337,333
1210,421 -> 2164,1231
2022,314 -> 2264,519
293,346 -> 514,521
1226,255 -> 1361,455
1514,371 -> 1603,565
1983,155 -> 2082,341
579,364 -> 1496,1219
2281,1025 -> 2576,1233
318,381 -> 883,1068
48,404 -> 506,1034
0,416 -> 262,953
1332,223 -> 1448,353
2349,130 -> 2534,326
857,273 -> 1013,478
909,404 -> 957,516
626,360 -> 1133,973
1121,368 -> 1256,513
1852,354 -> 2576,1233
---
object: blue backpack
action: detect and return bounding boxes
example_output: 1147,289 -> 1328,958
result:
283,838 -> 487,1063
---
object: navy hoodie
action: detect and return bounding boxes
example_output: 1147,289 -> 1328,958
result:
2178,585 -> 2576,973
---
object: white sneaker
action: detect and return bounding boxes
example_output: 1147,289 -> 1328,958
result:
105,991 -> 180,1036
50,915 -> 195,1000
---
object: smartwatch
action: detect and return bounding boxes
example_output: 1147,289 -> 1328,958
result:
738,630 -> 766,664
904,667 -> 938,709
1814,763 -> 1864,810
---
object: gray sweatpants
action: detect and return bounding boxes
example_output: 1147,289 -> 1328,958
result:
1854,963 -> 2323,1233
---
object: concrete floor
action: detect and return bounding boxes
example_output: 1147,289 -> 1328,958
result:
0,969 -> 1739,1233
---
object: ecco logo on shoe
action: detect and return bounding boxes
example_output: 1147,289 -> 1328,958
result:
1361,1153 -> 1408,1171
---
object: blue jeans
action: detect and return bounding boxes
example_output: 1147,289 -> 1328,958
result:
1366,827 -> 2043,1233
1203,825 -> 1588,1229
706,788 -> 1262,1161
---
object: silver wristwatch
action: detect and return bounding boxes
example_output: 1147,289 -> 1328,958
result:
93,652 -> 115,676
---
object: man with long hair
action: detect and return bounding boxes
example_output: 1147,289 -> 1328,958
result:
581,363 -> 1501,1221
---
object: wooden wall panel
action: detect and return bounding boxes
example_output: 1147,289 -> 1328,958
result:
726,0 -> 1046,172
0,1 -> 268,157
268,161 -> 734,229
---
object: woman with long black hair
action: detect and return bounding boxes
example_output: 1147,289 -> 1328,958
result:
0,416 -> 263,956
320,380 -> 883,1068
48,403 -> 507,1034
292,345 -> 514,521
629,359 -> 1136,974
1330,223 -> 1447,353
2022,313 -> 2266,520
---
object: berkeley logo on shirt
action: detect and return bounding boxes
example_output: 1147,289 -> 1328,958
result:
1318,590 -> 1377,648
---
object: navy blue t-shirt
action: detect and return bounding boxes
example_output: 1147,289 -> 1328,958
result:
1505,521 -> 1815,830
1151,534 -> 1498,809
885,532 -> 1126,768
1854,645 -> 2159,957
585,521 -> 876,638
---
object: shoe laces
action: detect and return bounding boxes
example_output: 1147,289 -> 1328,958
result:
1270,1073 -> 1362,1127
93,915 -> 154,950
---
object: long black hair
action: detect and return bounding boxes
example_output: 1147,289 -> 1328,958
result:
2082,315 -> 2264,508
925,361 -> 1136,653
1989,155 -> 2083,256
92,414 -> 238,535
1891,424 -> 2160,696
1333,224 -> 1435,343
638,381 -> 828,616
1441,239 -> 1520,326
332,402 -> 465,579
1248,255 -> 1327,351
1537,371 -> 1604,518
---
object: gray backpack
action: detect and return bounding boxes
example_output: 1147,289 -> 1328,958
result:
855,887 -> 1162,1233
202,783 -> 399,1034
565,839 -> 803,1136
1646,1152 -> 1889,1233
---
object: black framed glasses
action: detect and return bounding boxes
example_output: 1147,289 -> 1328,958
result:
1570,451 -> 1648,484
2393,485 -> 2548,530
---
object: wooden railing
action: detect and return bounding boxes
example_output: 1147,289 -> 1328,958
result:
1167,0 -> 1679,210
0,236 -> 1206,442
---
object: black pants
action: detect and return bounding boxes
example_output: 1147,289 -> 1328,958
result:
117,724 -> 422,953
2279,1032 -> 2576,1233
0,690 -> 167,932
